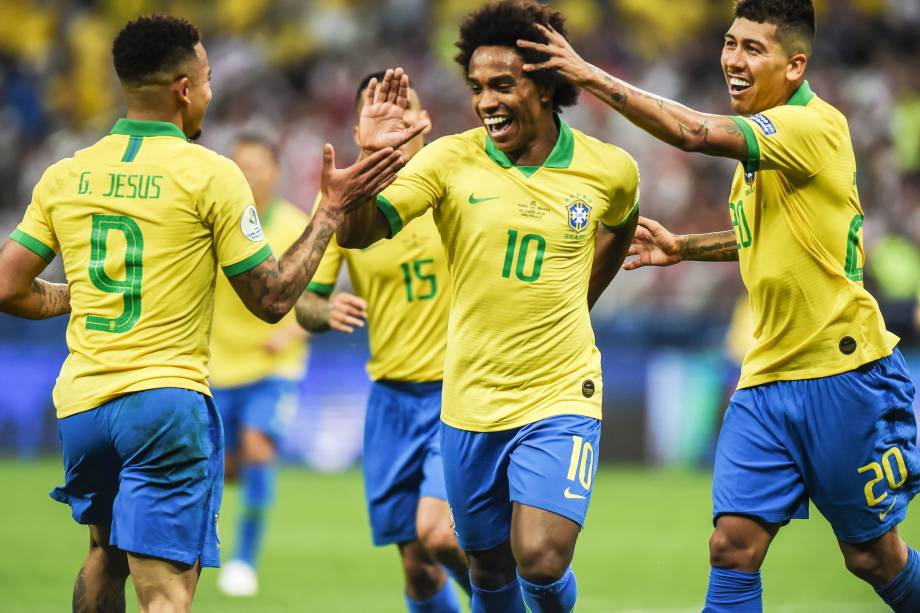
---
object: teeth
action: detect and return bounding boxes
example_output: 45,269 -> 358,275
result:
730,77 -> 751,88
484,116 -> 510,126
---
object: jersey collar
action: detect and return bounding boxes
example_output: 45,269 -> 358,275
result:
484,114 -> 574,175
110,118 -> 188,139
786,81 -> 815,107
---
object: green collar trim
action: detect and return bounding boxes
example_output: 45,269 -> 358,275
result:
786,81 -> 815,107
484,115 -> 574,174
110,118 -> 187,139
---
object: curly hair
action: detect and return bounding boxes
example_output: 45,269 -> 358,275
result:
734,0 -> 815,55
454,0 -> 578,111
113,15 -> 201,86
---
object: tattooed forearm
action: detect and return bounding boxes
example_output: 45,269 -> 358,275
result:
680,230 -> 739,262
295,292 -> 332,333
31,279 -> 71,319
229,208 -> 342,323
605,75 -> 628,109
677,119 -> 711,149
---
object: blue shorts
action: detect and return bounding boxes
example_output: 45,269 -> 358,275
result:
714,349 -> 919,543
441,414 -> 601,552
51,388 -> 224,567
212,378 -> 298,451
363,380 -> 446,546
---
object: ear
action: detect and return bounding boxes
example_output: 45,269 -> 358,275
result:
786,52 -> 808,82
353,124 -> 360,147
539,84 -> 555,107
174,76 -> 192,106
419,109 -> 432,135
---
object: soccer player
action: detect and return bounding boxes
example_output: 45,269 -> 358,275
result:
336,2 -> 641,611
0,15 -> 416,612
518,0 -> 920,610
297,71 -> 471,613
210,133 -> 352,596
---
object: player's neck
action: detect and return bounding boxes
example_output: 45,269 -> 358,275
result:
124,105 -> 184,131
505,114 -> 559,167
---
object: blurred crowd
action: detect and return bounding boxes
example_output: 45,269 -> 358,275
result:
1,0 -> 918,342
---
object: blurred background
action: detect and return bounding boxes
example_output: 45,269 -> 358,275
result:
2,1 -> 920,611
1,0 -> 917,466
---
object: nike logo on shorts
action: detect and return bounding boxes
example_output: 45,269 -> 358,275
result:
563,487 -> 587,500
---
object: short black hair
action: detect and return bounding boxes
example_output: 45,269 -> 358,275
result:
233,132 -> 280,162
734,0 -> 815,56
454,0 -> 578,112
112,15 -> 201,86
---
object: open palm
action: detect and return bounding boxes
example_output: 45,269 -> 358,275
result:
624,217 -> 684,270
358,68 -> 430,153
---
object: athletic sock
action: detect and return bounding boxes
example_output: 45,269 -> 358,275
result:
876,546 -> 920,612
235,462 -> 275,567
703,567 -> 762,612
471,577 -> 526,613
518,567 -> 577,613
446,566 -> 472,597
405,579 -> 462,613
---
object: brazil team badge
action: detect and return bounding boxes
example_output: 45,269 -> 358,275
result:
567,199 -> 591,232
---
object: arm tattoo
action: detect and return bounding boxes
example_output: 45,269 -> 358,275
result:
31,278 -> 70,319
642,92 -> 665,110
680,231 -> 739,262
677,119 -> 711,149
605,76 -> 628,109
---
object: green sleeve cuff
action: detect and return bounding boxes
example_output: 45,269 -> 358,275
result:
307,281 -> 335,297
730,116 -> 760,173
602,201 -> 639,232
376,194 -> 403,238
222,244 -> 273,277
10,229 -> 55,263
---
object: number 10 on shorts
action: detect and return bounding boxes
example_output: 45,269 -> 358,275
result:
567,435 -> 595,490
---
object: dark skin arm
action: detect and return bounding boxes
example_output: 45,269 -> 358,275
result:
228,144 -> 403,323
0,240 -> 70,319
295,290 -> 367,334
624,216 -> 738,271
588,211 -> 638,309
518,24 -> 748,160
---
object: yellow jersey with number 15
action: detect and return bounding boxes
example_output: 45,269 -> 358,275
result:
10,118 -> 272,418
309,201 -> 449,383
728,81 -> 898,388
377,117 -> 639,432
209,199 -> 310,388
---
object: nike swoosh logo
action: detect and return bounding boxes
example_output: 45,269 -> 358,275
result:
563,487 -> 586,500
468,194 -> 500,205
879,495 -> 899,521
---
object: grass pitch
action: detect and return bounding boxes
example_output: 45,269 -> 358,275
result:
1,458 -> 911,612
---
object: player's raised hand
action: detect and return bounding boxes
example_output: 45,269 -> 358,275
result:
357,68 -> 431,153
517,23 -> 594,87
623,216 -> 684,270
319,143 -> 403,215
327,292 -> 367,333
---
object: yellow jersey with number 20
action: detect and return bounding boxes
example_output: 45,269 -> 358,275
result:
728,82 -> 898,389
377,117 -> 639,432
11,119 -> 272,418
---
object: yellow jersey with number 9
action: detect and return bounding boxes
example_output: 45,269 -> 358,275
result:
10,119 -> 272,418
728,82 -> 898,388
309,200 -> 449,383
376,117 -> 639,432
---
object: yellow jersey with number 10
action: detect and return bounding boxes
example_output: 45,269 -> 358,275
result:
209,199 -> 310,388
728,81 -> 898,388
377,117 -> 639,432
11,119 -> 272,418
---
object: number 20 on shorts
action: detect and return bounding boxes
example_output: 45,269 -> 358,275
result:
567,435 -> 595,490
858,447 -> 908,508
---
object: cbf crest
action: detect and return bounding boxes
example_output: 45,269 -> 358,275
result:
564,194 -> 592,241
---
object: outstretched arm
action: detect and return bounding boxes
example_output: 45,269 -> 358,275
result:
229,144 -> 401,323
0,241 -> 70,319
518,25 -> 747,160
624,216 -> 737,271
296,291 -> 367,334
588,211 -> 638,309
339,68 -> 431,249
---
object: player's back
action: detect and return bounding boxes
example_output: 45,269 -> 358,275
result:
14,119 -> 269,418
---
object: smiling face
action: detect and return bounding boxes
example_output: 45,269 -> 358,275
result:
467,45 -> 554,159
721,18 -> 807,115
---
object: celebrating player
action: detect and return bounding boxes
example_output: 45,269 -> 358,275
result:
297,71 -> 471,613
336,2 -> 641,611
0,15 -> 418,612
209,133 -> 326,596
518,0 -> 920,610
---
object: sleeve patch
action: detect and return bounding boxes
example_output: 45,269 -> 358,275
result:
749,113 -> 776,136
240,205 -> 265,242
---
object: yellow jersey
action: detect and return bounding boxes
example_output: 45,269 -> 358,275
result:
309,200 -> 449,383
11,118 -> 272,418
729,82 -> 898,388
209,199 -> 310,387
377,117 -> 639,431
